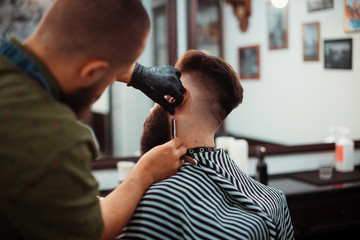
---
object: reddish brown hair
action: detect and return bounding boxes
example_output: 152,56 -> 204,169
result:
175,50 -> 243,123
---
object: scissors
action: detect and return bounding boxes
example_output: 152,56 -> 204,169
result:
171,118 -> 197,165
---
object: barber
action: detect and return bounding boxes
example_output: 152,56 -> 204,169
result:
0,1 -> 186,239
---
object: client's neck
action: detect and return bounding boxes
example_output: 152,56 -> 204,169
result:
174,115 -> 216,149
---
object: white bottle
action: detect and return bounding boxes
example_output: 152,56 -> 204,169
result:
335,128 -> 354,172
215,136 -> 234,153
228,139 -> 249,175
324,125 -> 339,143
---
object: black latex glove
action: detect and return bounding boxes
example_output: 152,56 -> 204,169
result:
128,63 -> 186,115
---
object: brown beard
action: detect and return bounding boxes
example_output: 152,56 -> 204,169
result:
62,85 -> 101,121
140,106 -> 171,155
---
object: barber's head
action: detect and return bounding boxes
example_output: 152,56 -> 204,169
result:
25,0 -> 150,119
141,50 -> 243,154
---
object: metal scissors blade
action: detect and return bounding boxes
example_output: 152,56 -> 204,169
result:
171,118 -> 176,138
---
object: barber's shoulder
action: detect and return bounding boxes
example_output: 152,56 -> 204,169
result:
0,70 -> 95,153
0,69 -> 69,116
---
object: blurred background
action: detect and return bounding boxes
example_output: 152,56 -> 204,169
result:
1,0 -> 359,157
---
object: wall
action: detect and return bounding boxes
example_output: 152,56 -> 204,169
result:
111,0 -> 360,156
224,0 -> 360,145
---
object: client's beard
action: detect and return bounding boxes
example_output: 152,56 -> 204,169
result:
140,106 -> 171,155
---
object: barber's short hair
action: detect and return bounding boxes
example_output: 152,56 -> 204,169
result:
175,50 -> 243,124
36,0 -> 149,64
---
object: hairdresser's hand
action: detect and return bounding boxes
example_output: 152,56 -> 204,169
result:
132,138 -> 186,185
98,138 -> 186,240
128,63 -> 185,114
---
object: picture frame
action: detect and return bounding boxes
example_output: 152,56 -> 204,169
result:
345,0 -> 360,32
239,45 -> 260,80
307,0 -> 333,12
268,3 -> 288,50
303,22 -> 320,61
324,39 -> 352,69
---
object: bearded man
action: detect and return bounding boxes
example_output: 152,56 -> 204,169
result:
119,50 -> 294,240
0,1 -> 187,239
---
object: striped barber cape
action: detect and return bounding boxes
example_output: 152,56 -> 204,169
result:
119,147 -> 294,240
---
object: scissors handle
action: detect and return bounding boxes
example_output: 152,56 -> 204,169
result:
181,155 -> 197,165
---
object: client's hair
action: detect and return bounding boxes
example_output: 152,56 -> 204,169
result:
175,50 -> 243,124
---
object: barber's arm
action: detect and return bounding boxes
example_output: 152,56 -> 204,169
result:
117,62 -> 185,115
98,138 -> 186,240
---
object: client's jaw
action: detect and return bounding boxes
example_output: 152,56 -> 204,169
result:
140,90 -> 216,155
140,105 -> 171,155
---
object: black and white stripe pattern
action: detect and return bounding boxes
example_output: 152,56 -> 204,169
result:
119,148 -> 294,240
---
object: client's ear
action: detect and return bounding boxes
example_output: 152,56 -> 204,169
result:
180,87 -> 190,106
78,60 -> 110,87
170,88 -> 189,115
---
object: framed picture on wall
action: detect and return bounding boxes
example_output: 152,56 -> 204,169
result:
268,3 -> 288,50
345,0 -> 360,32
239,45 -> 260,80
307,0 -> 333,12
324,39 -> 352,69
303,22 -> 320,61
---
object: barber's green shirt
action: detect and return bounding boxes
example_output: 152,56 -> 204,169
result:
0,39 -> 104,239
